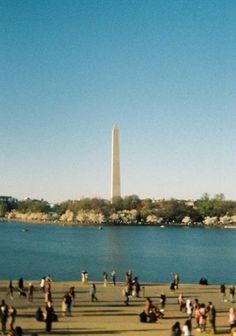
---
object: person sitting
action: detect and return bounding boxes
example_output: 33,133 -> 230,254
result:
199,277 -> 208,285
143,298 -> 164,322
35,307 -> 44,321
171,321 -> 182,336
139,310 -> 147,323
8,326 -> 23,336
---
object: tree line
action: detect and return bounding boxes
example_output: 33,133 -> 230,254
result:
0,193 -> 236,226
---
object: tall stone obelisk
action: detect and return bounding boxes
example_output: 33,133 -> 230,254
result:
111,124 -> 121,202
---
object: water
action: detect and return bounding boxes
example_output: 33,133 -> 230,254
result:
1,221 -> 235,284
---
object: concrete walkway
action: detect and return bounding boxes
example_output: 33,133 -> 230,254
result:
0,281 -> 233,335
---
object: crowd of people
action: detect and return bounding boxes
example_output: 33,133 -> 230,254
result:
171,282 -> 236,335
0,272 -> 235,335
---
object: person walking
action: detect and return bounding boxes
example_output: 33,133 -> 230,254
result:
160,292 -> 166,310
90,284 -> 98,302
6,280 -> 14,300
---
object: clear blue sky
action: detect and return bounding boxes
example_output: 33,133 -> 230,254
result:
1,0 -> 236,202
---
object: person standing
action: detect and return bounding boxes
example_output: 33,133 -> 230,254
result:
199,304 -> 207,333
102,272 -> 108,287
123,284 -> 131,306
69,287 -> 75,305
65,292 -> 72,316
40,277 -> 45,292
0,299 -> 8,334
44,288 -> 52,305
8,305 -> 17,331
45,301 -> 54,332
220,283 -> 226,301
230,285 -> 235,303
111,270 -> 116,286
207,301 -> 216,334
173,273 -> 180,289
81,270 -> 88,284
61,296 -> 67,317
182,319 -> 191,336
186,299 -> 193,321
18,278 -> 25,297
178,293 -> 185,311
194,303 -> 201,329
125,270 -> 132,285
229,307 -> 236,332
132,277 -> 141,298
28,282 -> 34,302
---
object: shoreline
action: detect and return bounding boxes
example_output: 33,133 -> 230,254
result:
1,217 -> 236,229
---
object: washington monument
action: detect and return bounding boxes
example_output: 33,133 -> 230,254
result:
111,124 -> 121,202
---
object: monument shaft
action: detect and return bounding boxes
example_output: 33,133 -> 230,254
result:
111,124 -> 121,201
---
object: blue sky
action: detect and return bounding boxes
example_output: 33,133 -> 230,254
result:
1,0 -> 236,202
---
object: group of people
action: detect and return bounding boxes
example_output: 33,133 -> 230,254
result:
102,270 -> 117,286
220,283 -> 235,303
6,278 -> 34,302
170,272 -> 180,291
123,270 -> 141,305
177,294 -> 217,334
61,287 -> 75,316
139,297 -> 165,323
2,271 -> 236,335
0,299 -> 17,335
6,276 -> 57,334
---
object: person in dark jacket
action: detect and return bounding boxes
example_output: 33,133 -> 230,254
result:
45,302 -> 54,332
171,321 -> 182,336
0,299 -> 8,334
35,307 -> 44,321
207,301 -> 216,334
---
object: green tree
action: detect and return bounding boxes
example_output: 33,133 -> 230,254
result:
0,197 -> 18,217
122,195 -> 141,210
18,199 -> 50,213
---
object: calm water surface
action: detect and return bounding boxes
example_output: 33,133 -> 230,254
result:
0,221 -> 235,284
